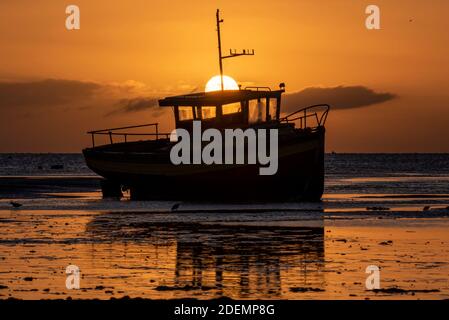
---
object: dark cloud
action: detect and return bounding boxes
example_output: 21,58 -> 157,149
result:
282,86 -> 396,113
0,78 -> 165,117
0,79 -> 101,108
107,97 -> 160,116
1,80 -> 392,120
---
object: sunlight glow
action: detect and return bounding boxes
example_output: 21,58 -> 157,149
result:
205,75 -> 239,92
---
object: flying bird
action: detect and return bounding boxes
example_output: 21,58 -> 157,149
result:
10,201 -> 23,208
171,203 -> 180,211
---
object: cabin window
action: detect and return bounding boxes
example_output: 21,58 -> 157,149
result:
201,106 -> 216,119
222,102 -> 241,115
200,103 -> 241,120
269,98 -> 278,121
248,99 -> 266,123
179,107 -> 194,121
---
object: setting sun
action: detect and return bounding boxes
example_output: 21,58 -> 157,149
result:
205,75 -> 239,92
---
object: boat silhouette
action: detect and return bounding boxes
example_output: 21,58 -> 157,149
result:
82,10 -> 330,201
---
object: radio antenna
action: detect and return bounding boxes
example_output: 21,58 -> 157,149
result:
216,9 -> 254,91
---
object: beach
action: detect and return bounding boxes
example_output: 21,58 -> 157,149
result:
0,153 -> 448,299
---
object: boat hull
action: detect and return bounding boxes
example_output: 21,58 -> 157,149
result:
83,128 -> 325,201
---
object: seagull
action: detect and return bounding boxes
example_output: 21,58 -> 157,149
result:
171,203 -> 180,211
10,201 -> 23,208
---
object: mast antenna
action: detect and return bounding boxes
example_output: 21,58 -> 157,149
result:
216,9 -> 254,91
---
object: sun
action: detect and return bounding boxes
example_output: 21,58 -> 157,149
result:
205,75 -> 239,92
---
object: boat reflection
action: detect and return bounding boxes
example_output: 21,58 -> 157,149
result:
86,212 -> 325,298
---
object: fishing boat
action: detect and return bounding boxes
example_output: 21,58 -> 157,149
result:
82,10 -> 330,201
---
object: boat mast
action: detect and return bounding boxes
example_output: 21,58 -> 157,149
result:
216,9 -> 225,91
215,9 -> 254,91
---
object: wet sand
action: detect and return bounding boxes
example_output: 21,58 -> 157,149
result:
0,176 -> 100,198
0,175 -> 448,300
0,207 -> 448,300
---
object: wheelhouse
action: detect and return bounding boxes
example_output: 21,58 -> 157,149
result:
158,86 -> 285,131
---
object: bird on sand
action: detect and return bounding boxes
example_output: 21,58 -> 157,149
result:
10,201 -> 23,208
171,203 -> 180,211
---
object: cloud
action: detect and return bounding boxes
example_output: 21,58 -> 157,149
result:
0,78 -> 165,117
1,80 -> 393,120
0,79 -> 102,108
106,97 -> 161,116
282,86 -> 396,113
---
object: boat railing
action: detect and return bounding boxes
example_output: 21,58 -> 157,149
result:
87,123 -> 170,147
243,86 -> 271,91
280,104 -> 330,130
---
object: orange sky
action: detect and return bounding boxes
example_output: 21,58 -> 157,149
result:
0,0 -> 448,152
